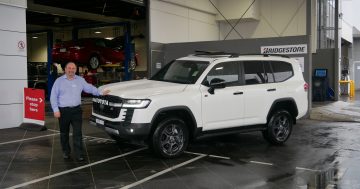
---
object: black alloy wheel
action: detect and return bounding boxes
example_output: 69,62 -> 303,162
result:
152,117 -> 189,158
263,110 -> 293,145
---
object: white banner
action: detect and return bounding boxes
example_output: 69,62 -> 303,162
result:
261,44 -> 307,54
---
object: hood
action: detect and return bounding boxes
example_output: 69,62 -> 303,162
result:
100,79 -> 187,99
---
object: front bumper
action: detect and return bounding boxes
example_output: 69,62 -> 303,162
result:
90,115 -> 151,140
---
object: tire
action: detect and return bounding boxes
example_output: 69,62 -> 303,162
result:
151,117 -> 189,158
263,110 -> 293,145
89,56 -> 100,70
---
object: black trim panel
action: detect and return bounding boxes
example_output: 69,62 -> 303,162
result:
90,115 -> 151,140
195,124 -> 266,140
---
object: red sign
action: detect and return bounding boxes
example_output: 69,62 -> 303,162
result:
24,88 -> 45,121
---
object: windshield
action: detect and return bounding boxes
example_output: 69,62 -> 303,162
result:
150,60 -> 209,84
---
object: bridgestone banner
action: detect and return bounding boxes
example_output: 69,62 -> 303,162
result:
261,44 -> 307,54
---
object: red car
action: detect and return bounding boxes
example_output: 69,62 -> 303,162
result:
52,38 -> 137,70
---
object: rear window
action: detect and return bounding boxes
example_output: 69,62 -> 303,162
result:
271,61 -> 293,82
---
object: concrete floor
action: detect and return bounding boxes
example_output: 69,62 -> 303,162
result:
0,97 -> 360,189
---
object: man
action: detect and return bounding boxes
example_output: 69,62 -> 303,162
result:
50,62 -> 110,161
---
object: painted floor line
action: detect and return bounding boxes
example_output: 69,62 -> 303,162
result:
120,154 -> 207,189
0,133 -> 60,146
5,147 -> 147,189
249,161 -> 274,166
184,151 -> 230,160
48,129 -> 114,142
83,135 -> 113,141
295,167 -> 321,172
208,154 -> 231,160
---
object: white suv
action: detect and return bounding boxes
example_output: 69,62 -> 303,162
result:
90,52 -> 308,158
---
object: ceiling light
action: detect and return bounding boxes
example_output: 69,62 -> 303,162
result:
94,31 -> 102,34
32,36 -> 38,39
105,37 -> 114,40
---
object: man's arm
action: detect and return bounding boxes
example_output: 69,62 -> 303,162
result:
50,79 -> 60,118
81,78 -> 110,96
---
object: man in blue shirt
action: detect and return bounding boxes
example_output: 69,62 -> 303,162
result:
50,62 -> 110,161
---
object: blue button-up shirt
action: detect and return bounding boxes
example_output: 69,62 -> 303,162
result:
50,75 -> 101,112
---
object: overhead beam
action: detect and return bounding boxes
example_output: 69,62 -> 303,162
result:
27,0 -> 133,23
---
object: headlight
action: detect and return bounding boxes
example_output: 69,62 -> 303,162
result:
122,99 -> 151,108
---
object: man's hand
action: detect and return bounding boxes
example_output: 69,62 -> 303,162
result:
54,111 -> 61,118
102,89 -> 111,95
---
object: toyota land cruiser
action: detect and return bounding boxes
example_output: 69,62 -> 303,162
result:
90,52 -> 308,158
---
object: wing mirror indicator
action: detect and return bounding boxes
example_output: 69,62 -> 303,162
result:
208,78 -> 226,94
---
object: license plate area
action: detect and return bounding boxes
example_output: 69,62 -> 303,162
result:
96,118 -> 104,125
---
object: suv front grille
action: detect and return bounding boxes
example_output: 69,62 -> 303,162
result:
92,95 -> 122,118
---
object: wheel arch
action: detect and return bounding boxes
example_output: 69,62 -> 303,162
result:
150,106 -> 198,140
267,98 -> 298,124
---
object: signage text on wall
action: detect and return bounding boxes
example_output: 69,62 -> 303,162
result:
261,44 -> 307,55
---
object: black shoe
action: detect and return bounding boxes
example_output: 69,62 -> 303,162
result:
63,153 -> 70,159
77,157 -> 84,161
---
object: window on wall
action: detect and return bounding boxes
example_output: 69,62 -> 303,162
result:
317,0 -> 336,49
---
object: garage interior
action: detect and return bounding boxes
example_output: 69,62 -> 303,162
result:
26,0 -> 148,97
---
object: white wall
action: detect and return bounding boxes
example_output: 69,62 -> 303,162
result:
341,0 -> 353,43
219,0 -> 306,40
150,0 -> 316,51
150,0 -> 220,43
0,1 -> 27,129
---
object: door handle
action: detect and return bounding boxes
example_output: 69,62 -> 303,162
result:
267,88 -> 276,92
233,91 -> 243,95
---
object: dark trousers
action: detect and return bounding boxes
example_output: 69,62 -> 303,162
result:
58,106 -> 83,157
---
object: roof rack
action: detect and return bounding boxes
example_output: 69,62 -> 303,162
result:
193,51 -> 290,59
234,53 -> 290,58
194,50 -> 239,57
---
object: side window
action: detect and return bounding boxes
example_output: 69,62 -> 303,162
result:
243,61 -> 265,85
264,63 -> 275,83
271,61 -> 293,82
205,62 -> 240,87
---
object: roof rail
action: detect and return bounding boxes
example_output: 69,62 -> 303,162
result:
262,54 -> 290,58
194,50 -> 239,57
193,51 -> 290,58
235,53 -> 290,58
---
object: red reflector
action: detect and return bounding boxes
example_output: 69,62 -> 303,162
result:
304,83 -> 309,91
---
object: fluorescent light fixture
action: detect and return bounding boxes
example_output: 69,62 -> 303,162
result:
105,37 -> 114,40
32,36 -> 38,39
94,31 -> 102,34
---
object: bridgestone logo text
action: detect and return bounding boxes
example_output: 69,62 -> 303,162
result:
263,47 -> 305,54
93,98 -> 109,106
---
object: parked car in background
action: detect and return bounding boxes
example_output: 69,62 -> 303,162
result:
52,37 -> 138,70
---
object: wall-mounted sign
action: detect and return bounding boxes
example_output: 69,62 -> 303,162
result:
18,41 -> 26,50
261,44 -> 307,54
156,62 -> 162,69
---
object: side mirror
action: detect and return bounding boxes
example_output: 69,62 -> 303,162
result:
208,78 -> 226,94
